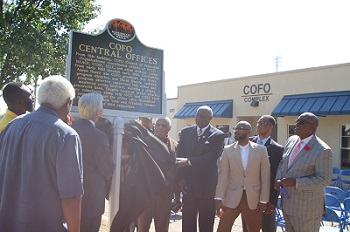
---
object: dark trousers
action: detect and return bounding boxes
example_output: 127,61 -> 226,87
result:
80,215 -> 102,232
217,191 -> 262,232
137,194 -> 172,232
242,210 -> 276,232
182,194 -> 216,232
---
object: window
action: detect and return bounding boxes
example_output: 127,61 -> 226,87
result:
216,125 -> 229,134
288,124 -> 296,137
341,125 -> 350,169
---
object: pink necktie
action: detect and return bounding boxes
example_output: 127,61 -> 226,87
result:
289,141 -> 303,167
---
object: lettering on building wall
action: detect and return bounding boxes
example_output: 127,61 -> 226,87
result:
241,83 -> 272,103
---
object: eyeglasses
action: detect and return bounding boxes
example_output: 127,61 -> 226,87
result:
233,127 -> 250,132
257,122 -> 272,126
295,119 -> 314,125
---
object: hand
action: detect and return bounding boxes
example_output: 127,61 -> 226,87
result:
179,179 -> 187,195
176,158 -> 190,168
215,200 -> 224,218
281,178 -> 296,187
265,203 -> 275,214
274,179 -> 283,191
256,202 -> 268,215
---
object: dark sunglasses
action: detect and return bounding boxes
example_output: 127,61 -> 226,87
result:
295,119 -> 314,125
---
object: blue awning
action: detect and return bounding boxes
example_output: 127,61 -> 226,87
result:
174,100 -> 233,118
272,91 -> 350,116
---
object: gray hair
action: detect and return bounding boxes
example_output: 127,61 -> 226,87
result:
37,75 -> 75,110
78,93 -> 103,120
197,105 -> 213,117
156,116 -> 172,127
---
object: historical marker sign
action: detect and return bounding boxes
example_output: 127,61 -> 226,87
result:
67,19 -> 165,117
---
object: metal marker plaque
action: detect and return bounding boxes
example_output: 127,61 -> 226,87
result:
67,19 -> 164,116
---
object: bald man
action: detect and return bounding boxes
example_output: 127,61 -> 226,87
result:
274,112 -> 332,232
215,121 -> 270,232
0,82 -> 34,132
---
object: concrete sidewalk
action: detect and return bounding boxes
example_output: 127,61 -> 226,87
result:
99,201 -> 285,232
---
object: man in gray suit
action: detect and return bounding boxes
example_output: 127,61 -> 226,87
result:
72,93 -> 115,232
215,121 -> 270,232
274,112 -> 332,232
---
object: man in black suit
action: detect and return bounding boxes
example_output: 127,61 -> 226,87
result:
177,105 -> 225,232
72,93 -> 115,232
242,115 -> 284,232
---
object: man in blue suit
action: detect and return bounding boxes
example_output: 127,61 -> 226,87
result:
177,105 -> 225,232
274,112 -> 332,232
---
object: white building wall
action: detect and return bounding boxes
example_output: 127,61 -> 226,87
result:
168,62 -> 350,168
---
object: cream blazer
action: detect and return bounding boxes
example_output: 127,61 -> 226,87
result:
215,141 -> 270,210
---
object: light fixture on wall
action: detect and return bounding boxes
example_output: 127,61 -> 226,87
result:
250,101 -> 259,107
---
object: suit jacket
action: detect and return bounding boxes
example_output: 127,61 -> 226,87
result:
276,135 -> 332,218
177,124 -> 225,198
111,120 -> 169,232
215,141 -> 270,210
250,136 -> 283,206
72,119 -> 115,218
154,136 -> 178,197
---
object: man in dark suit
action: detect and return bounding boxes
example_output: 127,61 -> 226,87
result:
274,112 -> 332,232
242,115 -> 284,232
176,105 -> 225,232
138,117 -> 178,232
72,93 -> 115,232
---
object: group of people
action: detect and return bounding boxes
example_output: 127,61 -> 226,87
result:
145,106 -> 332,232
0,76 -> 333,232
0,76 -> 116,232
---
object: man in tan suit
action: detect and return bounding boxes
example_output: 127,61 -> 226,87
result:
215,121 -> 270,232
274,112 -> 332,232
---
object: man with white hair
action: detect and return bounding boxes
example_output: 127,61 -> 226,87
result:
72,93 -> 115,232
0,76 -> 83,232
138,117 -> 178,232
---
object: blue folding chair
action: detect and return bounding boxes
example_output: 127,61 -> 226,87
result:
332,167 -> 342,186
321,206 -> 345,232
326,186 -> 347,202
335,169 -> 350,191
325,193 -> 346,221
342,197 -> 350,229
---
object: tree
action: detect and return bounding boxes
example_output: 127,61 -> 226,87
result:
0,0 -> 101,90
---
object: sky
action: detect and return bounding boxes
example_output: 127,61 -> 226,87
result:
1,1 -> 350,114
84,0 -> 350,99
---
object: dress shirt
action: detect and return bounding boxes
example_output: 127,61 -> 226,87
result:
240,143 -> 250,171
257,136 -> 270,146
88,120 -> 95,127
288,134 -> 313,164
197,124 -> 210,136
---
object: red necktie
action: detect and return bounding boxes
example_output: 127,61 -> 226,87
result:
289,141 -> 303,167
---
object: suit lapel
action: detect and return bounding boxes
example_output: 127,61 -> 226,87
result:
290,135 -> 316,167
246,142 -> 256,172
232,143 -> 244,172
286,138 -> 299,169
198,126 -> 211,142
